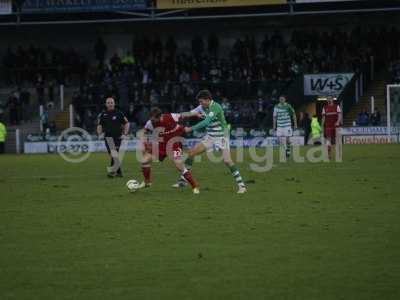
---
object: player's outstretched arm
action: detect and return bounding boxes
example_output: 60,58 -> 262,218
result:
180,111 -> 204,119
191,115 -> 213,131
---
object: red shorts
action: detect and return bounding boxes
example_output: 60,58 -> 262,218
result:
324,127 -> 337,143
145,142 -> 183,161
324,127 -> 336,138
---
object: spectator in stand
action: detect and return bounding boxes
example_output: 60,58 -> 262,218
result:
137,106 -> 149,125
370,109 -> 381,126
208,33 -> 219,57
83,109 -> 96,132
49,121 -> 57,135
35,74 -> 45,105
149,89 -> 160,105
299,112 -> 311,144
0,117 -> 6,154
48,81 -> 55,105
72,91 -> 84,125
166,36 -> 177,58
110,53 -> 121,72
221,97 -> 231,112
19,88 -> 31,122
126,102 -> 139,132
152,35 -> 163,59
121,52 -> 135,66
192,35 -> 204,60
94,37 -> 107,66
254,96 -> 266,127
40,109 -> 49,133
2,47 -> 15,86
357,109 -> 370,126
7,92 -> 20,125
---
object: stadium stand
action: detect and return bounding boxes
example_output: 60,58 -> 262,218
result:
0,21 -> 399,140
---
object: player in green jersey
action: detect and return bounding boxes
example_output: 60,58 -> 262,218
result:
273,95 -> 297,158
173,90 -> 247,194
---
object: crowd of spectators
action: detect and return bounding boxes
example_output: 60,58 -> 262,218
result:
1,89 -> 33,125
356,109 -> 382,126
1,45 -> 87,87
73,27 -> 399,131
1,26 -> 399,130
0,81 -> 59,126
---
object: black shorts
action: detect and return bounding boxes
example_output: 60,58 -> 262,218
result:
104,137 -> 122,154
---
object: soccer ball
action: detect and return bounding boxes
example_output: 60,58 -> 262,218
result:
126,179 -> 140,192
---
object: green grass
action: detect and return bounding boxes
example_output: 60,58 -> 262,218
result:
0,145 -> 400,300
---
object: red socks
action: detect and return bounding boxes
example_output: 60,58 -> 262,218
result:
183,170 -> 198,189
142,164 -> 197,189
142,164 -> 151,184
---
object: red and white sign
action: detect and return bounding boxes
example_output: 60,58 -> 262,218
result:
343,135 -> 399,145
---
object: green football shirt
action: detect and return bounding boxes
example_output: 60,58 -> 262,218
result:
273,103 -> 295,128
191,101 -> 229,137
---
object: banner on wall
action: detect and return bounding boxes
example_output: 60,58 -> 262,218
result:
21,0 -> 147,13
24,137 -> 305,154
343,135 -> 399,145
304,73 -> 354,96
338,127 -> 400,135
157,0 -> 286,9
0,0 -> 11,15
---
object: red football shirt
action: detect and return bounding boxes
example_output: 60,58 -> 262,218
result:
144,113 -> 184,154
322,104 -> 341,128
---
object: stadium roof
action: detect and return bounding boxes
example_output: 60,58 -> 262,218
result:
0,0 -> 400,25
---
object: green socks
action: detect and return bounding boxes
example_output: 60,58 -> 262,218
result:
228,165 -> 245,187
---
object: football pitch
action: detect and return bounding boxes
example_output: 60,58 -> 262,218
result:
1,145 -> 400,300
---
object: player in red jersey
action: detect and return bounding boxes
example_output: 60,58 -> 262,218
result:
322,96 -> 342,158
138,107 -> 201,194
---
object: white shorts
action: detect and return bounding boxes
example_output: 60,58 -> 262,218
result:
276,127 -> 293,137
201,135 -> 230,152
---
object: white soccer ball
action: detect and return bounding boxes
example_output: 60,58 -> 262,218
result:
126,179 -> 140,192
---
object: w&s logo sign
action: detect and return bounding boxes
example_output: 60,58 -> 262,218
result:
304,73 -> 354,96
